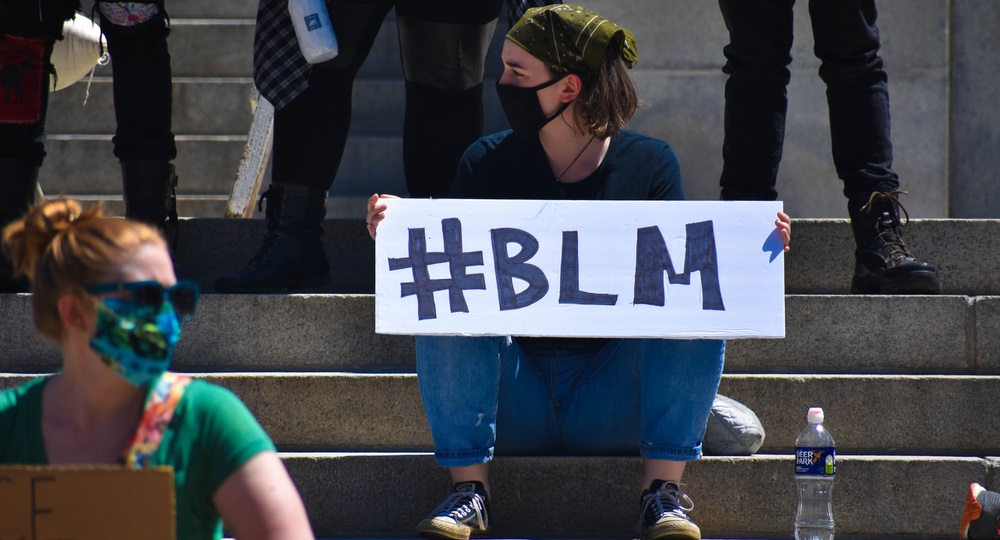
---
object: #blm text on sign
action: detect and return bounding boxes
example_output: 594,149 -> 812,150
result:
375,199 -> 785,339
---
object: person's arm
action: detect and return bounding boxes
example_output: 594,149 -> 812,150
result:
187,382 -> 313,539
213,451 -> 314,540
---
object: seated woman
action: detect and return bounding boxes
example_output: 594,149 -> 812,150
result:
0,199 -> 315,540
367,5 -> 791,540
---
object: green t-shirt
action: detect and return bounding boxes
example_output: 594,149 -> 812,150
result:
0,376 -> 276,539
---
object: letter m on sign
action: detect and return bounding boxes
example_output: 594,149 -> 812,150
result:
633,221 -> 725,311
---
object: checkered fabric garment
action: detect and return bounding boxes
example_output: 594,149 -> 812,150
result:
253,0 -> 562,110
253,0 -> 309,110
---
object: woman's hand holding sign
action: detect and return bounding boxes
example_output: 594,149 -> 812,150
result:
367,193 -> 399,240
776,211 -> 791,252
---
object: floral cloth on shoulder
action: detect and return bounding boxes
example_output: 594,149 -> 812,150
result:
121,372 -> 191,470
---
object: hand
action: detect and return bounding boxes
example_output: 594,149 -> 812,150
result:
366,193 -> 399,240
775,211 -> 791,252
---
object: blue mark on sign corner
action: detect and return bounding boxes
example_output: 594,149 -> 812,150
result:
761,228 -> 784,263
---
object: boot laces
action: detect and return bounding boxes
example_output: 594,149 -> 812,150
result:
247,187 -> 283,266
638,481 -> 695,528
860,190 -> 914,263
429,485 -> 488,527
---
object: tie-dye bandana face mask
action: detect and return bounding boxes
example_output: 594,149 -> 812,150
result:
90,299 -> 182,387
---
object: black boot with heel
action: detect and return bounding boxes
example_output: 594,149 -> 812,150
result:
0,157 -> 39,292
215,182 -> 331,293
848,190 -> 941,294
121,159 -> 179,248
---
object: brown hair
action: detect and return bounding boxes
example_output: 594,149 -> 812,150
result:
1,199 -> 165,340
572,52 -> 639,139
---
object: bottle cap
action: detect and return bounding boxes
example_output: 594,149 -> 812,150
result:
807,407 -> 824,424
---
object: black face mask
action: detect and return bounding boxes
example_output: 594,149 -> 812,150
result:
496,74 -> 573,142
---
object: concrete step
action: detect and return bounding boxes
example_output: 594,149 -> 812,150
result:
170,216 -> 1000,296
89,1 -> 944,78
91,17 -> 440,80
188,372 -> 1000,455
47,20 -> 256,80
50,1 -> 993,219
784,219 -> 999,295
0,294 -> 414,373
81,0 -> 259,19
42,67 -> 949,218
42,3 -> 957,218
141,372 -> 1000,455
279,453 -> 979,537
6,216 -> 992,295
48,78 -> 255,136
0,292 -> 995,374
1,372 -> 998,455
47,77 -> 510,137
62,195 -> 370,220
37,136 -> 408,200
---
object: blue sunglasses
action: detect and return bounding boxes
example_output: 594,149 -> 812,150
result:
86,280 -> 201,321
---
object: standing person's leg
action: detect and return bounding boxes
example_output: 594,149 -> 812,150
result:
394,0 -> 503,198
809,0 -> 940,294
718,0 -> 795,201
415,335 -> 507,539
0,0 -> 76,291
95,0 -> 178,240
216,0 -> 393,293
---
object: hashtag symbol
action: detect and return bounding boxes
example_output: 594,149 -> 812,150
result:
388,218 -> 486,320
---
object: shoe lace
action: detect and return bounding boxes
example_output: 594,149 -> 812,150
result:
246,187 -> 283,266
429,486 -> 488,527
637,481 -> 695,529
859,190 -> 915,263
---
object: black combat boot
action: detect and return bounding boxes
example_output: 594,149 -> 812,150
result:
121,160 -> 178,248
215,182 -> 331,293
0,158 -> 39,293
848,190 -> 941,294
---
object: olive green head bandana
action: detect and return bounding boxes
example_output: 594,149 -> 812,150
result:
506,4 -> 638,78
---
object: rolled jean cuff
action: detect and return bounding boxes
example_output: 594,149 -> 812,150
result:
433,447 -> 494,468
641,442 -> 702,462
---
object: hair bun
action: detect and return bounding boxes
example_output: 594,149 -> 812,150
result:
2,199 -> 103,280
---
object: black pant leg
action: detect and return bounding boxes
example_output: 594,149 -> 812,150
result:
717,0 -> 795,201
395,0 -> 503,198
809,0 -> 898,198
96,1 -> 176,162
271,0 -> 394,189
0,0 -> 78,165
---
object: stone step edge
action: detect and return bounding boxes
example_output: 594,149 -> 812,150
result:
275,453 -> 989,536
276,450 -> 998,461
4,372 -> 993,379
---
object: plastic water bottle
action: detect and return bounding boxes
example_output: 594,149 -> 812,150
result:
287,0 -> 339,64
794,407 -> 836,540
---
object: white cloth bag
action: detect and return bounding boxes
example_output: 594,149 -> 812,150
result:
51,12 -> 108,91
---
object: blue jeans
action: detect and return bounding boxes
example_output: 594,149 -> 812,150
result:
415,336 -> 726,467
718,0 -> 899,201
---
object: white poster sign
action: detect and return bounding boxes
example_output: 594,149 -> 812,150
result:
375,199 -> 784,339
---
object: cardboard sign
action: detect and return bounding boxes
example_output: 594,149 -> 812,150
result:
375,199 -> 785,339
0,465 -> 175,540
